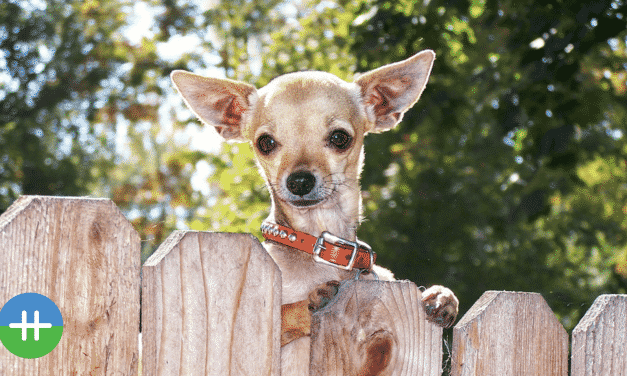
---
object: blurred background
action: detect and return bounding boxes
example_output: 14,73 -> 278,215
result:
2,0 -> 626,367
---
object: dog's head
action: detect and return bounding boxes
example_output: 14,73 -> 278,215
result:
171,50 -> 435,214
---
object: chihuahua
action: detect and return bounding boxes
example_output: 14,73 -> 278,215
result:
171,50 -> 458,375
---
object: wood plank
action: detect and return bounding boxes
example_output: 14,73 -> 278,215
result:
451,291 -> 568,376
141,231 -> 281,376
571,294 -> 627,376
0,195 -> 140,375
309,279 -> 443,376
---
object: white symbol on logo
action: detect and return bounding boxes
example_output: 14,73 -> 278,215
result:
9,310 -> 52,341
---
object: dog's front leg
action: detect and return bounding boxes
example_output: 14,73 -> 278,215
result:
281,300 -> 311,346
281,280 -> 340,346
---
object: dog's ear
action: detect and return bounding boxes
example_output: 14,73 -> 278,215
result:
170,71 -> 258,141
355,50 -> 435,133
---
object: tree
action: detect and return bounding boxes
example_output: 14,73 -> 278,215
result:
0,0 -> 130,211
350,0 -> 627,333
3,0 -> 626,344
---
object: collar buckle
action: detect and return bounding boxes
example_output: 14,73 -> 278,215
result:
313,231 -> 373,271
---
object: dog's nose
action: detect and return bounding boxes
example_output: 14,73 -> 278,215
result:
286,171 -> 316,196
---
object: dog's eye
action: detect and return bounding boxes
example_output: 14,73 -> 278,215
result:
328,130 -> 352,150
256,134 -> 277,155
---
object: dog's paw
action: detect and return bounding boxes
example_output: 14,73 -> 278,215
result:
421,285 -> 459,328
308,280 -> 341,312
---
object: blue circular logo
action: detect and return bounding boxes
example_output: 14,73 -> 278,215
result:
0,293 -> 64,358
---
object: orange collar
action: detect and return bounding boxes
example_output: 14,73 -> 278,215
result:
261,222 -> 376,271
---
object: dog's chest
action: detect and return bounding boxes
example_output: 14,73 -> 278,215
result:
263,241 -> 349,303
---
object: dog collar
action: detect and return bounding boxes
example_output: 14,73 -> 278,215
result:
260,222 -> 376,271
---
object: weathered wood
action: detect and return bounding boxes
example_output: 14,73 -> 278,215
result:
451,291 -> 568,376
571,294 -> 627,376
0,195 -> 140,375
141,231 -> 282,376
8,194 -> 627,376
310,279 -> 443,376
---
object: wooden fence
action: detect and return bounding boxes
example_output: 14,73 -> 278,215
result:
0,196 -> 625,375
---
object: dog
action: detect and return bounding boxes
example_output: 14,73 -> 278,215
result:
171,50 -> 458,375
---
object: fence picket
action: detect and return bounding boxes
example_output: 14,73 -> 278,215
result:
0,196 -> 140,375
3,196 -> 627,376
451,291 -> 568,376
571,294 -> 627,376
310,279 -> 443,376
141,231 -> 281,376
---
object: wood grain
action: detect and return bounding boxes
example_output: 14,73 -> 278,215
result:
451,291 -> 568,376
0,195 -> 140,375
141,231 -> 281,376
571,294 -> 627,376
309,279 -> 443,376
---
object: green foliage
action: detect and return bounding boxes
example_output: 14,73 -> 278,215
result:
2,0 -> 627,340
188,143 -> 270,235
0,0 -> 130,210
351,0 -> 627,332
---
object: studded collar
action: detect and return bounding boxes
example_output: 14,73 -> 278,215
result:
260,222 -> 375,271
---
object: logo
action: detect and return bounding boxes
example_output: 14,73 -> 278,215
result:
0,293 -> 63,359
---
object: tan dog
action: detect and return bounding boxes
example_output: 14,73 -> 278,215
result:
171,50 -> 458,375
